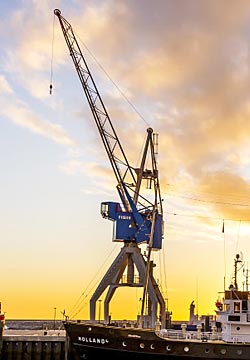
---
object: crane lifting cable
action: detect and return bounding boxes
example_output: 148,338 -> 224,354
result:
49,13 -> 56,95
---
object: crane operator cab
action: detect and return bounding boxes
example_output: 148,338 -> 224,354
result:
101,201 -> 122,220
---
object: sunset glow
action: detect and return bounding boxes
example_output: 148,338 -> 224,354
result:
1,0 -> 250,322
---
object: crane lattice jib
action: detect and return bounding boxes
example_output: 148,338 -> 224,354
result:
54,9 -> 136,210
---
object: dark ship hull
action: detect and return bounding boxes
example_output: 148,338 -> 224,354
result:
0,314 -> 4,357
64,321 -> 250,360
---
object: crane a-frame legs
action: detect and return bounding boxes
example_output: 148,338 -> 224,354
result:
89,242 -> 166,329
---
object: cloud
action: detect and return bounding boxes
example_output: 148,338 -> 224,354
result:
197,172 -> 250,220
1,96 -> 75,146
59,158 -> 113,179
58,159 -> 87,175
3,0 -> 250,219
0,75 -> 13,95
1,2 -> 68,100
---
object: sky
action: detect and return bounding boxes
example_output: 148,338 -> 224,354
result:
2,0 -> 250,322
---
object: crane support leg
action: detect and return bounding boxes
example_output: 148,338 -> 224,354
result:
89,243 -> 165,328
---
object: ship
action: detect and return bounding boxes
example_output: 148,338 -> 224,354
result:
53,9 -> 250,360
0,303 -> 5,356
63,253 -> 250,359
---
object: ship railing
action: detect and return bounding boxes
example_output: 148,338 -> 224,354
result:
156,329 -> 223,341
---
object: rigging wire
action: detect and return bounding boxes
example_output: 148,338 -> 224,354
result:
164,210 -> 250,223
164,190 -> 250,207
75,33 -> 151,128
162,244 -> 169,308
162,184 -> 250,222
165,182 -> 250,204
157,246 -> 168,306
235,220 -> 242,254
157,250 -> 163,297
49,13 -> 55,95
223,220 -> 226,292
68,245 -> 118,319
136,132 -> 147,168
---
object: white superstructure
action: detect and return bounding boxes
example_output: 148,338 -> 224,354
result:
216,254 -> 250,343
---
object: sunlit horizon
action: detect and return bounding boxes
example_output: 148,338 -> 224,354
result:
2,0 -> 250,322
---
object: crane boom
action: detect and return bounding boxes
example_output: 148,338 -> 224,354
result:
54,9 -> 136,211
54,9 -> 163,250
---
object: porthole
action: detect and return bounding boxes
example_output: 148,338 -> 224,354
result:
122,341 -> 127,347
87,327 -> 92,332
140,343 -> 145,349
150,344 -> 155,350
184,346 -> 190,352
237,349 -> 243,355
236,326 -> 240,331
205,348 -> 210,354
220,348 -> 226,355
166,345 -> 171,351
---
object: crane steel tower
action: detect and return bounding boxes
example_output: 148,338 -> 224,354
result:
54,9 -> 165,328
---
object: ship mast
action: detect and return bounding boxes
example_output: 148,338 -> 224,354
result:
233,254 -> 242,291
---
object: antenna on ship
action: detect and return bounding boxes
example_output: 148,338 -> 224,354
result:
233,254 -> 242,291
246,267 -> 249,292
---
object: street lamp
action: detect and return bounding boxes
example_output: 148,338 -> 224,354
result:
98,299 -> 102,323
53,307 -> 57,330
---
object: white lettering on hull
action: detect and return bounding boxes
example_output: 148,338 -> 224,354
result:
78,336 -> 109,345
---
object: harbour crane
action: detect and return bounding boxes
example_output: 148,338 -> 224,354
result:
54,9 -> 166,328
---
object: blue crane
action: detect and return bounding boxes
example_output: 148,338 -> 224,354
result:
54,9 -> 166,328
